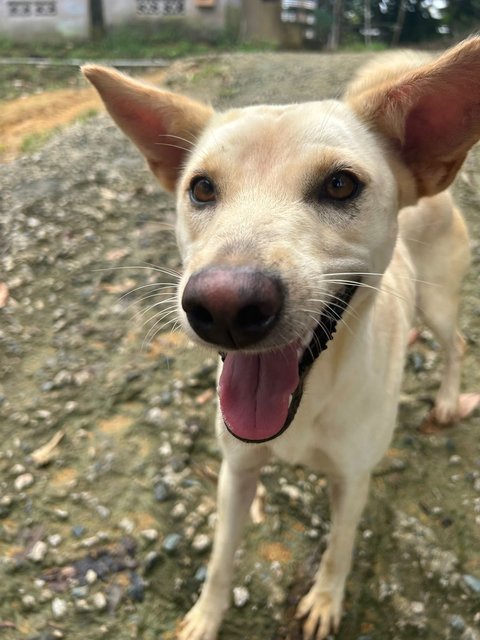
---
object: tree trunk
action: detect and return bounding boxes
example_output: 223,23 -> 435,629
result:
364,0 -> 372,46
391,0 -> 407,47
90,0 -> 105,38
327,0 -> 343,50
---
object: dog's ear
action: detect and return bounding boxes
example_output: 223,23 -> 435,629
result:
347,37 -> 480,197
82,65 -> 213,191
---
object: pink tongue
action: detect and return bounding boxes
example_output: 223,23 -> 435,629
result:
219,345 -> 299,442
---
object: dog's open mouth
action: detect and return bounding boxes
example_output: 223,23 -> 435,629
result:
219,282 -> 359,443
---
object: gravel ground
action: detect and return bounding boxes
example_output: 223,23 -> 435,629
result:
1,52 -> 480,640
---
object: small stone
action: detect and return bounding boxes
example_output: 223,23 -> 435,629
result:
72,524 -> 86,538
54,508 -> 69,520
93,592 -> 107,610
14,472 -> 34,491
85,569 -> 97,584
172,502 -> 187,520
192,534 -> 211,553
52,597 -> 68,619
28,540 -> 48,563
449,455 -> 462,466
450,615 -> 466,632
96,505 -> 110,519
463,574 -> 480,593
11,463 -> 26,476
119,517 -> 134,534
146,407 -> 166,426
21,594 -> 36,610
48,534 -> 62,547
141,528 -> 159,542
74,598 -> 91,612
128,573 -> 145,602
194,565 -> 208,583
144,550 -> 161,574
158,442 -> 172,457
154,481 -> 171,502
233,586 -> 250,608
162,533 -> 182,554
71,586 -> 89,599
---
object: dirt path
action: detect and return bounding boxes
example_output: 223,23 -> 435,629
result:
0,70 -> 169,161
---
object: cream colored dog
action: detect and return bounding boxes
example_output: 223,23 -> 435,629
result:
83,38 -> 480,640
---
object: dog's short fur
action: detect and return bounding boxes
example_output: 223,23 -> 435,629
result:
84,39 -> 480,639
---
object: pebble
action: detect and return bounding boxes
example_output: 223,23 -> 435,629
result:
141,528 -> 159,542
93,591 -> 107,610
463,574 -> 480,593
72,586 -> 89,599
72,524 -> 86,538
28,540 -> 48,562
52,597 -> 68,619
162,533 -> 182,554
86,569 -> 98,584
233,586 -> 250,608
14,472 -> 34,491
172,502 -> 187,520
145,407 -> 166,426
119,517 -> 135,534
21,594 -> 36,610
450,614 -> 466,632
48,534 -> 62,547
144,550 -> 161,574
192,534 -> 211,553
128,573 -> 145,602
75,598 -> 91,612
154,481 -> 171,502
194,565 -> 208,583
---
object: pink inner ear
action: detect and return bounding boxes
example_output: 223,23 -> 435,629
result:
113,98 -> 185,173
403,91 -> 467,159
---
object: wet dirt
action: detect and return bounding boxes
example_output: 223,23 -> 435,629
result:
0,52 -> 479,640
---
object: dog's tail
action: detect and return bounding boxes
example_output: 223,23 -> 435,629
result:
344,50 -> 433,101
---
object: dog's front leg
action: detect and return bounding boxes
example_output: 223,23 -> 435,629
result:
296,472 -> 371,640
179,454 -> 265,640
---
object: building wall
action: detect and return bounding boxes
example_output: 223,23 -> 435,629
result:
102,0 -> 232,29
0,0 -> 90,40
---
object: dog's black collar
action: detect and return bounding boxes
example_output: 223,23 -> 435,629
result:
220,282 -> 359,444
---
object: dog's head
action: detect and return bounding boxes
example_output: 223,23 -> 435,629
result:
83,38 -> 480,442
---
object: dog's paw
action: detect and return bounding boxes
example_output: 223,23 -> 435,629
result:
177,597 -> 224,640
295,586 -> 342,640
422,392 -> 480,433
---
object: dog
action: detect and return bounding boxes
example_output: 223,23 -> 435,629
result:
83,38 -> 480,640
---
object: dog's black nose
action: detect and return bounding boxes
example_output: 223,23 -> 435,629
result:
181,267 -> 284,349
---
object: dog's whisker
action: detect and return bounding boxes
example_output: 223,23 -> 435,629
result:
157,133 -> 196,147
131,297 -> 178,322
119,282 -> 178,301
142,308 -> 180,348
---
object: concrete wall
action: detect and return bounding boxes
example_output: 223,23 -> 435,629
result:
104,0 -> 186,26
0,0 -> 90,40
102,0 -> 236,30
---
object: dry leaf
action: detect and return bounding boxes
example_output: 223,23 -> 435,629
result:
31,430 -> 65,467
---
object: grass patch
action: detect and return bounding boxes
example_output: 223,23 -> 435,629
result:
0,21 -> 275,101
20,128 -> 60,153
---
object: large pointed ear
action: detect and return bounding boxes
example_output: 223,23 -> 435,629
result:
82,65 -> 214,191
347,37 -> 480,198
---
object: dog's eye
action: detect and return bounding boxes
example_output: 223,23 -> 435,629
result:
322,171 -> 360,201
189,176 -> 216,205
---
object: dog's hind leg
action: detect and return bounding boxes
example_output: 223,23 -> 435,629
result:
401,193 -> 478,425
179,451 -> 266,640
296,472 -> 370,640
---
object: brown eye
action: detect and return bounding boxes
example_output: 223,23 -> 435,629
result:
189,176 -> 216,205
323,171 -> 360,201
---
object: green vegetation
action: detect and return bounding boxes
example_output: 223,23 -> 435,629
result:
0,20 -> 275,101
